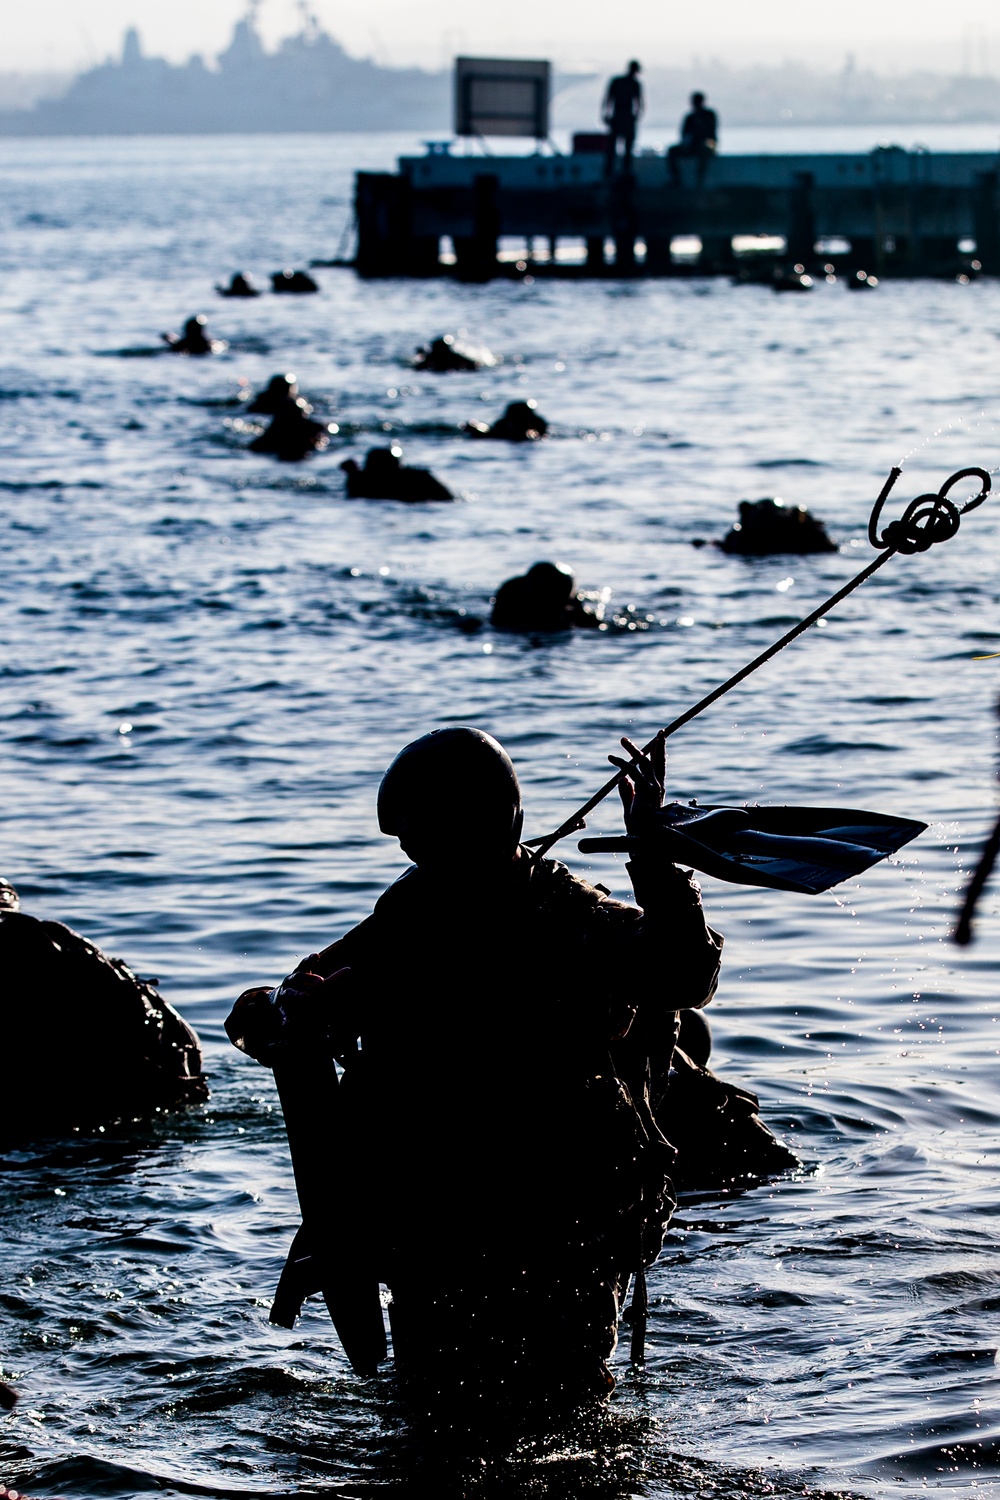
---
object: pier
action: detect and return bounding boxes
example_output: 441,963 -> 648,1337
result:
354,143 -> 1000,280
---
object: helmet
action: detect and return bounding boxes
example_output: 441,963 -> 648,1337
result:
366,446 -> 403,471
378,727 -> 523,866
525,560 -> 575,605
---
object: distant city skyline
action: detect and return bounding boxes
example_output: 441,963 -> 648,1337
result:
3,0 -> 1000,77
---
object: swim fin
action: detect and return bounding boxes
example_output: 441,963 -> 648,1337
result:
578,802 -> 925,895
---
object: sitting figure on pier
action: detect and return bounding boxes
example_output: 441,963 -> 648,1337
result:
413,334 -> 497,372
217,271 -> 260,298
491,561 -> 601,632
668,92 -> 718,188
249,396 -> 332,462
719,497 -> 837,556
162,314 -> 224,356
463,400 -> 548,442
341,446 -> 453,502
603,61 -> 643,177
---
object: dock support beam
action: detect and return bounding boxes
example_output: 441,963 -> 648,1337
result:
611,175 -> 638,276
644,235 -> 673,274
586,236 -> 605,273
788,171 -> 816,268
355,172 -> 439,277
974,171 -> 1000,274
699,235 -> 736,274
455,173 -> 499,281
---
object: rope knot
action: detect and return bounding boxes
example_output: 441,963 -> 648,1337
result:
869,465 -> 990,553
882,493 -> 961,553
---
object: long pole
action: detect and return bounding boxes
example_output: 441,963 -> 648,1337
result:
528,463 -> 990,862
530,549 -> 895,860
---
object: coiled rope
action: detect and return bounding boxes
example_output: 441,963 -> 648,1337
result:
529,464 -> 991,861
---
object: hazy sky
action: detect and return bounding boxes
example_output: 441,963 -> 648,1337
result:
4,0 -> 1000,75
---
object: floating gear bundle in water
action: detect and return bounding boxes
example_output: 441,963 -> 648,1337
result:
529,464 -> 992,869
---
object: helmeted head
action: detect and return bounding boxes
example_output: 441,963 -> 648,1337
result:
366,445 -> 403,472
504,400 -> 538,422
739,497 -> 785,528
378,727 -> 523,870
691,91 -> 706,106
185,315 -> 208,335
266,373 -> 298,400
525,560 -> 575,607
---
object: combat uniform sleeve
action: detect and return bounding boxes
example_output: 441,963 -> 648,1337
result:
584,859 -> 722,1139
623,856 -> 723,1011
539,856 -> 722,1031
224,916 -> 377,1066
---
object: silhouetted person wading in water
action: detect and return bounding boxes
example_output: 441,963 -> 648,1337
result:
603,61 -> 643,176
668,91 -> 718,186
226,727 -> 724,1400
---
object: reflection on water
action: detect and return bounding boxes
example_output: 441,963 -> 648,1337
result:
1,132 -> 1000,1498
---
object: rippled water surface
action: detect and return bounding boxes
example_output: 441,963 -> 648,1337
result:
3,132 -> 1000,1500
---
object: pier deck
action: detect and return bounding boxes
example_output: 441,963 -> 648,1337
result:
354,144 -> 1000,279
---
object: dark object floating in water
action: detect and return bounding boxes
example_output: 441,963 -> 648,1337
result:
217,271 -> 260,298
271,268 -> 319,294
659,1044 -> 799,1190
0,879 -> 208,1146
341,445 -> 453,501
0,1379 -> 17,1410
249,397 -> 334,462
247,372 -> 299,415
579,803 -> 926,895
848,269 -> 879,290
182,377 -> 253,408
491,561 -> 600,632
413,334 -> 497,372
162,314 -> 227,356
464,399 -> 548,441
718,497 -> 837,555
772,263 -> 813,292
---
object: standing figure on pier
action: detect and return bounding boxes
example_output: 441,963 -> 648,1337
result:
668,91 -> 718,187
602,61 -> 643,176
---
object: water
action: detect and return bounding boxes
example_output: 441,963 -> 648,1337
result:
1,131 -> 1000,1499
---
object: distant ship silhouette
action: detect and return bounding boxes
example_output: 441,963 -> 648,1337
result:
0,14 -> 449,135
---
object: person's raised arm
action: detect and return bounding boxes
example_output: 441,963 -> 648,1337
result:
607,732 -> 723,1010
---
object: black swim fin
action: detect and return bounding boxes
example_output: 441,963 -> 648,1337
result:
271,1051 -> 387,1375
578,802 -> 926,895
